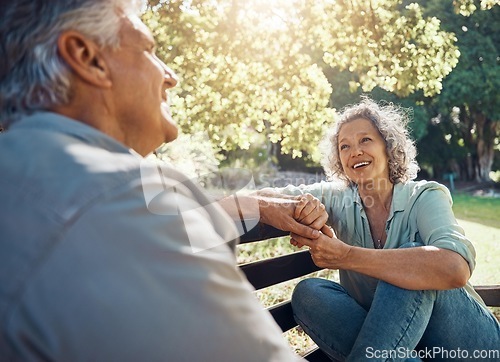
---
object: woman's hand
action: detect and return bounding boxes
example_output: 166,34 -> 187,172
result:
293,225 -> 470,290
291,225 -> 352,269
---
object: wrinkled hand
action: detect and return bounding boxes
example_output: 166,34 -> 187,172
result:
291,225 -> 352,270
290,193 -> 328,248
294,193 -> 328,230
256,191 -> 324,240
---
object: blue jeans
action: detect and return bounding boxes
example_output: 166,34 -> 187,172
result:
291,247 -> 500,361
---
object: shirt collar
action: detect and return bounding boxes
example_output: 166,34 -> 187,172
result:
352,182 -> 407,221
392,182 -> 409,213
9,111 -> 135,155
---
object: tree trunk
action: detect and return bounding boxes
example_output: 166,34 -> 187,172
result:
474,113 -> 497,182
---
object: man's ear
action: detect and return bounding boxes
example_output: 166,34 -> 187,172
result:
57,31 -> 112,88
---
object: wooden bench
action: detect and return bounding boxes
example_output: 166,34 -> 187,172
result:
238,224 -> 500,361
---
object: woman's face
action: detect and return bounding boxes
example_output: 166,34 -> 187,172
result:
337,118 -> 390,188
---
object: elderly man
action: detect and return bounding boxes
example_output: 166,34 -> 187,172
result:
0,1 -> 326,360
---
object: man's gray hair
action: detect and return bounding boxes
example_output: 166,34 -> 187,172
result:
320,97 -> 420,185
0,0 -> 143,128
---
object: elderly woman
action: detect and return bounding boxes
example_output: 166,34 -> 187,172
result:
267,98 -> 500,361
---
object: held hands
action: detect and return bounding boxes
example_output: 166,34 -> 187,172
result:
293,193 -> 327,230
291,225 -> 352,270
291,194 -> 351,269
256,191 -> 328,240
255,191 -> 351,270
290,193 -> 327,248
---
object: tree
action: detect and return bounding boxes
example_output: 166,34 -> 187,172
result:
144,0 -> 333,162
421,0 -> 499,181
453,0 -> 499,16
144,0 -> 460,163
301,0 -> 460,97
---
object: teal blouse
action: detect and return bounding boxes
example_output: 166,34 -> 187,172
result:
278,180 -> 483,309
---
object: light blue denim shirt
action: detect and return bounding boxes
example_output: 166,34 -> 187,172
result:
0,113 -> 302,362
278,181 -> 483,309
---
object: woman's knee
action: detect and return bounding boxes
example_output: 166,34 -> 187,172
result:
374,280 -> 437,308
293,278 -> 325,305
292,278 -> 346,311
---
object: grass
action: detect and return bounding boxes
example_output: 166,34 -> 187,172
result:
237,191 -> 500,355
451,192 -> 500,286
451,192 -> 500,229
456,219 -> 500,286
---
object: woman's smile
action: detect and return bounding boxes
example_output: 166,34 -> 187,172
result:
338,118 -> 390,186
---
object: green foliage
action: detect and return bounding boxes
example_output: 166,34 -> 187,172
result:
437,5 -> 500,119
420,0 -> 500,181
144,0 -> 461,161
308,1 -> 459,97
453,0 -> 499,16
144,0 -> 334,160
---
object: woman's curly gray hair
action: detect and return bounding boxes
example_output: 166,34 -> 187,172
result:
320,97 -> 419,185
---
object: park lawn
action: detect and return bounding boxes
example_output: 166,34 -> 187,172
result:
452,192 -> 500,229
452,192 -> 500,321
451,192 -> 500,285
457,219 -> 500,286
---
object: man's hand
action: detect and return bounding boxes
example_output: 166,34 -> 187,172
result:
217,189 -> 328,240
294,193 -> 328,230
288,193 -> 328,248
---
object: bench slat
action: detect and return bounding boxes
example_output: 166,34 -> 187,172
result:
239,222 -> 288,244
475,285 -> 500,307
303,347 -> 332,362
240,250 -> 322,290
268,301 -> 296,332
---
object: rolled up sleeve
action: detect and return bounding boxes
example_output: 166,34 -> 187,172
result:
413,185 -> 476,273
